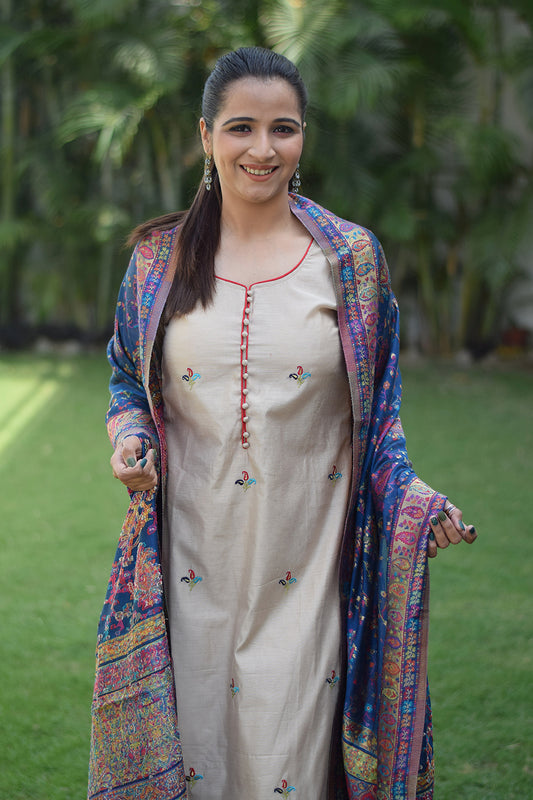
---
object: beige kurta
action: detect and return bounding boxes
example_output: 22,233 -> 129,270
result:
162,241 -> 352,799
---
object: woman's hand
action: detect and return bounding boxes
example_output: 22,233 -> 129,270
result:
110,435 -> 158,491
428,503 -> 477,558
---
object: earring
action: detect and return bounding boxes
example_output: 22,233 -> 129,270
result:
290,163 -> 301,193
204,155 -> 213,191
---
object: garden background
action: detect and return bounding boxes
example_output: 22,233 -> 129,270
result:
1,1 -> 532,799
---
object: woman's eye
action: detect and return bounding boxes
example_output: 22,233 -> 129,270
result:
229,124 -> 251,133
274,125 -> 296,134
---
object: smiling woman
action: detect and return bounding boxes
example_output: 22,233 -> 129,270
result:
89,47 -> 476,800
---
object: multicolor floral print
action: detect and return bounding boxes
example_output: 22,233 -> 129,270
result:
180,568 -> 202,590
328,465 -> 343,483
235,470 -> 256,491
274,779 -> 296,797
326,669 -> 339,688
278,570 -> 297,591
185,767 -> 204,790
182,367 -> 201,389
289,365 -> 311,386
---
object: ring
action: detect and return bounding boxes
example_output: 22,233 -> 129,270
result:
444,504 -> 456,515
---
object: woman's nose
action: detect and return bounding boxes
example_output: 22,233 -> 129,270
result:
248,132 -> 275,160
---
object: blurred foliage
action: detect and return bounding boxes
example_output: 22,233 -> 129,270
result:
1,0 -> 532,353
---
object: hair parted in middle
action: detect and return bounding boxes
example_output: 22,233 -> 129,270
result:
129,46 -> 308,322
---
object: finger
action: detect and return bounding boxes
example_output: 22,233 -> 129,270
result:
429,513 -> 449,550
444,504 -> 464,532
428,529 -> 438,558
125,449 -> 158,490
449,511 -> 478,544
437,509 -> 463,545
462,524 -> 478,544
139,448 -> 156,470
121,436 -> 142,467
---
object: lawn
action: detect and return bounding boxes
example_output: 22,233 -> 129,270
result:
0,353 -> 531,799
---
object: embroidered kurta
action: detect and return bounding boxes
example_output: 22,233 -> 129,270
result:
89,195 -> 446,800
162,242 -> 352,797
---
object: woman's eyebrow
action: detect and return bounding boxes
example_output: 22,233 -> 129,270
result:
221,115 -> 301,128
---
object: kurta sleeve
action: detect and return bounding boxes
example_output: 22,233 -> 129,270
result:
105,246 -> 158,452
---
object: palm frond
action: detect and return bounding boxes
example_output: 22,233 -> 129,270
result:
261,0 -> 344,65
59,84 -> 161,164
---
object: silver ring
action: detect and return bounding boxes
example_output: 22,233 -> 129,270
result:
445,504 -> 456,515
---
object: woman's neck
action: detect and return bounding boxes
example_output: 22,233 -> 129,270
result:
220,193 -> 295,242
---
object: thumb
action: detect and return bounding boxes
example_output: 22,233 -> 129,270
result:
122,436 -> 142,467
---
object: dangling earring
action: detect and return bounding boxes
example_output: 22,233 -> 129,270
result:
204,154 -> 213,191
290,163 -> 301,194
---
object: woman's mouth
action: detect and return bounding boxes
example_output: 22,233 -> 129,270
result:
241,165 -> 277,176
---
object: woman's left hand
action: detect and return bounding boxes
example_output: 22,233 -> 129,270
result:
428,503 -> 477,558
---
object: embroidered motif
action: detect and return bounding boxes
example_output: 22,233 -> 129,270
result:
289,365 -> 311,386
235,470 -> 256,491
230,678 -> 239,698
279,570 -> 297,591
274,779 -> 296,796
328,465 -> 343,482
326,669 -> 339,688
185,767 -> 204,790
180,568 -> 202,590
181,367 -> 201,389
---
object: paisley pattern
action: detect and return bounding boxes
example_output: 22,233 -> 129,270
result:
89,196 -> 446,799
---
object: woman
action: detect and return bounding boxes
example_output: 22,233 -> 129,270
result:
89,47 -> 476,800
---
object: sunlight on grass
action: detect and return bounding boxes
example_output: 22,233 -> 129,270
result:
0,360 -> 74,455
0,380 -> 60,454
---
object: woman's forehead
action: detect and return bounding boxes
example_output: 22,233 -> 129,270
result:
216,77 -> 302,122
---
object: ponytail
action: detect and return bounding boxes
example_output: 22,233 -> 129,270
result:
128,167 -> 222,319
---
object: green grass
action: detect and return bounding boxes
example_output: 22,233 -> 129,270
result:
400,364 -> 533,799
0,354 -> 531,799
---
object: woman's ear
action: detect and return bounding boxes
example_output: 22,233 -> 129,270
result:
199,118 -> 211,155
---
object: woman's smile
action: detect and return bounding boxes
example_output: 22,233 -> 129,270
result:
241,165 -> 278,176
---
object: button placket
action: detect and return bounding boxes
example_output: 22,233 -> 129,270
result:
240,289 -> 253,449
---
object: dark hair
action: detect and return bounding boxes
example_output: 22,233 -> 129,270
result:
129,47 -> 308,323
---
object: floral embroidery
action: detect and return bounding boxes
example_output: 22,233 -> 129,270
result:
182,367 -> 201,389
185,767 -> 204,790
235,470 -> 256,491
279,570 -> 297,591
328,465 -> 342,483
326,669 -> 339,688
180,568 -> 202,590
230,678 -> 239,698
289,365 -> 311,387
274,779 -> 296,796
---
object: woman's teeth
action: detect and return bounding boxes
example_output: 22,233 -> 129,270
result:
242,166 -> 276,175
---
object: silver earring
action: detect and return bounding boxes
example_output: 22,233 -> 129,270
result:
290,163 -> 301,193
204,155 -> 213,191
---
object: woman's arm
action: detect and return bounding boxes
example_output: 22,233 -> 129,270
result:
106,246 -> 159,491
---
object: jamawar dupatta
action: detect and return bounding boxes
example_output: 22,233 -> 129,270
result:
88,195 -> 445,800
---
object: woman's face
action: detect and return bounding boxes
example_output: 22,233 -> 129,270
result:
200,77 -> 305,207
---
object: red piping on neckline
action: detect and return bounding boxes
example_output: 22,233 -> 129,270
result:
216,237 -> 314,289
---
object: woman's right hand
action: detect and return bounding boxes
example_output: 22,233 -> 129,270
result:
110,435 -> 158,491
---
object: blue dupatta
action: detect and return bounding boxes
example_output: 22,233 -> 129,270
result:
88,196 -> 445,800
